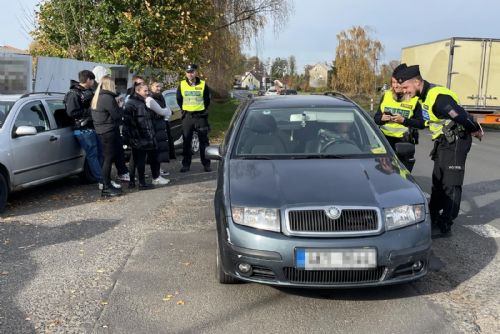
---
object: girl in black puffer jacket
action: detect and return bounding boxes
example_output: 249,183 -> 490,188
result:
123,83 -> 156,189
91,75 -> 123,197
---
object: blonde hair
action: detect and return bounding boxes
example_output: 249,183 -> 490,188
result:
91,75 -> 116,110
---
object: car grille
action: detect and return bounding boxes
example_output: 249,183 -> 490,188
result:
287,208 -> 379,233
283,267 -> 385,284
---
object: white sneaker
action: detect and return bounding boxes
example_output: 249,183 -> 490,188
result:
111,180 -> 122,188
117,173 -> 130,182
99,181 -> 122,189
152,176 -> 170,185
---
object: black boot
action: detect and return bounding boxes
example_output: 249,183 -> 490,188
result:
102,184 -> 123,197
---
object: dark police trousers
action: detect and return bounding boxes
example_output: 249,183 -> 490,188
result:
429,134 -> 472,225
182,112 -> 210,168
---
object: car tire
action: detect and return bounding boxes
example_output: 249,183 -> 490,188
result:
216,233 -> 239,284
191,132 -> 200,154
79,159 -> 97,184
0,173 -> 8,213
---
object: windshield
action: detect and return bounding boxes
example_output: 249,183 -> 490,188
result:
233,107 -> 388,158
0,101 -> 15,129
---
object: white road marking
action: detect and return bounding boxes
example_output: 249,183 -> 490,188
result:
464,224 -> 500,238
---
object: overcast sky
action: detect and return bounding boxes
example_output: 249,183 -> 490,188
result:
2,0 -> 500,73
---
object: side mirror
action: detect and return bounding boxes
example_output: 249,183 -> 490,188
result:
14,125 -> 38,137
205,145 -> 222,160
395,142 -> 415,160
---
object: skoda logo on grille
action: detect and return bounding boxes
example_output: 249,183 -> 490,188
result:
325,207 -> 341,219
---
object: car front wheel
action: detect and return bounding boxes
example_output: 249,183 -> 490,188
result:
191,132 -> 200,154
0,173 -> 8,213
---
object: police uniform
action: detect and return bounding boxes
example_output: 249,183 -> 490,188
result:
176,64 -> 211,172
395,66 -> 481,234
374,64 -> 425,171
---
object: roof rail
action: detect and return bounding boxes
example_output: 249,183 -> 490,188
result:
20,92 -> 65,98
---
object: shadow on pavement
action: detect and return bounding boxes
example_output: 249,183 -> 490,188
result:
0,219 -> 120,333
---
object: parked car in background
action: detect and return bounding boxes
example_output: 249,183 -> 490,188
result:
281,89 -> 297,95
162,89 -> 199,154
0,93 -> 94,212
206,95 -> 431,287
264,87 -> 279,96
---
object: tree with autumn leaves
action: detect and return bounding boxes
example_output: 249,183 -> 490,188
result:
332,26 -> 383,96
30,0 -> 292,97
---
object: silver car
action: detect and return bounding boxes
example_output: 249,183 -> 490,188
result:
0,93 -> 92,212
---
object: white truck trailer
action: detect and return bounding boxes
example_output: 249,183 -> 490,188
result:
401,37 -> 500,124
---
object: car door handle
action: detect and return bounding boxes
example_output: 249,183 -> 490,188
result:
49,135 -> 59,142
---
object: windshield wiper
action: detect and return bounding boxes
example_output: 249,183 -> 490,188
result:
295,154 -> 347,159
238,155 -> 273,160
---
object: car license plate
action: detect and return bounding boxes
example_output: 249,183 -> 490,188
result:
296,248 -> 377,269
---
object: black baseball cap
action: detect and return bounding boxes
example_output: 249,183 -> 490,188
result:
185,64 -> 198,72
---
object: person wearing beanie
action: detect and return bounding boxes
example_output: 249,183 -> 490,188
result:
396,65 -> 484,235
374,63 -> 425,171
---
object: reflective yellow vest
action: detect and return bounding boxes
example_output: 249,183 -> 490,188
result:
420,85 -> 459,140
180,79 -> 206,112
379,90 -> 419,138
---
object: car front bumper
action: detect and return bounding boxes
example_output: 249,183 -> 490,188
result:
219,217 -> 431,288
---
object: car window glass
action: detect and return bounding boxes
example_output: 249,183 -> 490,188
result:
0,101 -> 15,129
164,93 -> 180,110
234,107 -> 387,157
14,101 -> 51,133
45,99 -> 73,128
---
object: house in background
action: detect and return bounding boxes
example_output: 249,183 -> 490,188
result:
0,45 -> 29,55
308,63 -> 329,88
240,70 -> 262,90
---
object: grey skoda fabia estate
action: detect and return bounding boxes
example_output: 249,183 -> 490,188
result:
206,95 -> 431,288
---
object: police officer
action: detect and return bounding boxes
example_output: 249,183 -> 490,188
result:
176,64 -> 212,172
396,65 -> 484,235
374,63 -> 425,171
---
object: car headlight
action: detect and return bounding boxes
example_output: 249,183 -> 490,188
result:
385,204 -> 425,230
231,207 -> 280,232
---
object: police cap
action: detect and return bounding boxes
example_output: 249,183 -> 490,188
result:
392,63 -> 407,78
185,64 -> 198,73
394,65 -> 420,83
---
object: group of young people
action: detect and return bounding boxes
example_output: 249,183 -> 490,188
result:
65,71 -> 175,197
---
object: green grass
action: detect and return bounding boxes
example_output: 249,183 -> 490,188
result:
208,98 -> 240,142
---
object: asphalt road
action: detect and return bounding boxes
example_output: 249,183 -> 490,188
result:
1,131 -> 499,334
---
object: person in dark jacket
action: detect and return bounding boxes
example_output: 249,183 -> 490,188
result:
90,75 -> 124,197
64,70 -> 103,185
123,83 -> 156,190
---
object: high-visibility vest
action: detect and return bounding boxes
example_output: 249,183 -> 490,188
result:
420,85 -> 459,140
379,90 -> 419,138
180,79 -> 206,112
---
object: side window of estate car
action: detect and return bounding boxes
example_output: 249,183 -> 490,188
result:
46,99 -> 73,128
13,101 -> 51,133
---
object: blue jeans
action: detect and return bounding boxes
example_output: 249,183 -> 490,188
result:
74,129 -> 103,182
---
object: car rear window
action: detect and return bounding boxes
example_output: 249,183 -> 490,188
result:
233,107 -> 387,158
0,101 -> 15,128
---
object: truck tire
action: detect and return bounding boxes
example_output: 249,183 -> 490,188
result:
0,173 -> 8,213
216,234 -> 239,284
